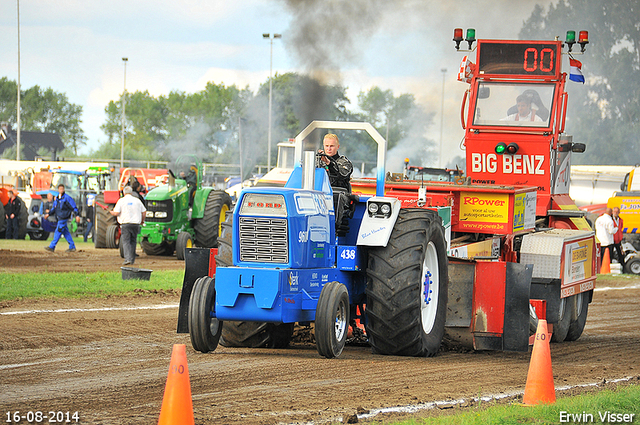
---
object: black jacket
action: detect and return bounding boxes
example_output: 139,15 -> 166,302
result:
325,152 -> 353,191
5,196 -> 22,218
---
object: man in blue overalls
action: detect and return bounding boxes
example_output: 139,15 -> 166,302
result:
44,184 -> 81,252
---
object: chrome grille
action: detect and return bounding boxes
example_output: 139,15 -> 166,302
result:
239,217 -> 288,263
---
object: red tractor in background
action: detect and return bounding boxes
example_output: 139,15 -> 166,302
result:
93,167 -> 168,249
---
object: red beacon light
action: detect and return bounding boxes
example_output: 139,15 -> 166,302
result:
453,28 -> 464,50
578,30 -> 589,52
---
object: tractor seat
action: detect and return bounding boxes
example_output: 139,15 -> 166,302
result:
332,186 -> 358,237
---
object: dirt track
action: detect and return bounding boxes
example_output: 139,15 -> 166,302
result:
1,247 -> 640,424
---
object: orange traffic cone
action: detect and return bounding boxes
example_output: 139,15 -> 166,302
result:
600,248 -> 611,274
158,344 -> 195,425
523,319 -> 556,405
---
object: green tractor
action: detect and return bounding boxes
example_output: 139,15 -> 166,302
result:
139,155 -> 232,260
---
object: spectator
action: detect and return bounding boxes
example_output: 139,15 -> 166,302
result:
111,186 -> 146,266
595,208 -> 617,265
5,189 -> 23,239
612,207 -> 625,268
39,192 -> 57,235
44,184 -> 81,252
84,194 -> 96,243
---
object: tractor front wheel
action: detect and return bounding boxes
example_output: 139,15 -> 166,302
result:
106,224 -> 120,248
176,232 -> 193,261
188,276 -> 222,353
140,239 -> 174,256
315,281 -> 350,359
366,209 -> 448,357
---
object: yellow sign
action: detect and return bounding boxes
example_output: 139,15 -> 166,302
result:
460,192 -> 509,223
564,238 -> 594,284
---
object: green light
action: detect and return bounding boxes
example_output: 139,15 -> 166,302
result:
466,28 -> 476,41
495,143 -> 507,154
566,30 -> 576,43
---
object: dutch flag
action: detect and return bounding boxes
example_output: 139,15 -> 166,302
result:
569,58 -> 585,84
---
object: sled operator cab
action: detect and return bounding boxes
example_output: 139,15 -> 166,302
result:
458,34 -> 588,223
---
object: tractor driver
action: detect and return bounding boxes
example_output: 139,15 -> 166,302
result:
318,133 -> 353,191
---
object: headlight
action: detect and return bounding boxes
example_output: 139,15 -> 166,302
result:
155,211 -> 168,218
380,204 -> 391,215
368,202 -> 379,214
146,211 -> 154,218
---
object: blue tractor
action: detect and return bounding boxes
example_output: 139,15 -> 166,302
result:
179,121 -> 449,358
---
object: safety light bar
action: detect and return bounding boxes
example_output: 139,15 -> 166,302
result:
453,28 -> 476,50
565,30 -> 589,53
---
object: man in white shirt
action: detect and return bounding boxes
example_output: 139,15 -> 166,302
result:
111,186 -> 147,265
595,208 -> 618,264
504,94 -> 543,122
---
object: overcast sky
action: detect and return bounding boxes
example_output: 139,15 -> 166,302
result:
0,0 -> 549,165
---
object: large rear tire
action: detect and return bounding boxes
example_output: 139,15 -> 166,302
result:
193,191 -> 232,248
176,231 -> 193,261
315,281 -> 350,358
140,239 -> 175,256
366,209 -> 448,357
565,292 -> 590,341
106,224 -> 120,249
188,276 -> 222,353
94,194 -> 117,248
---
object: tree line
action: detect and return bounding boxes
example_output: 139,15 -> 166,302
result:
3,0 -> 635,168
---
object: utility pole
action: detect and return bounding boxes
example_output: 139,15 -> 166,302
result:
120,57 -> 128,169
263,33 -> 281,171
16,0 -> 21,160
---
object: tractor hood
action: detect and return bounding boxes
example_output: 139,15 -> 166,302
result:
145,180 -> 188,201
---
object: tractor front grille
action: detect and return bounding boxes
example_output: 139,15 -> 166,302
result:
145,200 -> 173,223
238,217 -> 288,263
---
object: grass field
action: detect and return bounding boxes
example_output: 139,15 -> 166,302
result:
0,270 -> 185,300
378,384 -> 639,424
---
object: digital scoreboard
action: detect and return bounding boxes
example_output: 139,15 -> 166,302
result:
477,41 -> 561,78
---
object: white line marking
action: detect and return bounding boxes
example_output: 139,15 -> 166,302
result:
286,377 -> 635,425
0,304 -> 179,316
594,284 -> 640,291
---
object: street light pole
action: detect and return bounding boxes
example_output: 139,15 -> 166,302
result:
439,68 -> 447,167
263,33 -> 281,171
120,57 -> 128,169
16,0 -> 21,161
